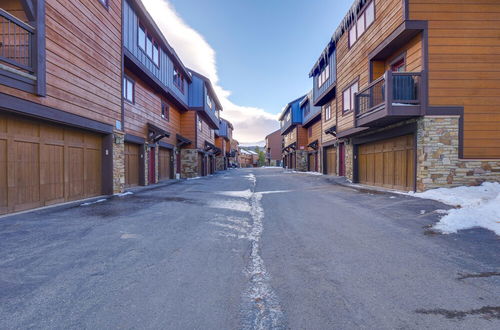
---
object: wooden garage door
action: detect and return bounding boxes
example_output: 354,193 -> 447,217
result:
358,134 -> 415,191
0,114 -> 102,215
326,147 -> 337,175
308,153 -> 316,172
158,147 -> 172,181
125,143 -> 140,187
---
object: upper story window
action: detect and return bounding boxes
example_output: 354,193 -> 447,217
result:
324,104 -> 331,121
285,112 -> 291,122
198,115 -> 203,132
123,76 -> 134,103
349,1 -> 375,48
303,103 -> 310,117
138,24 -> 160,67
343,82 -> 359,114
317,64 -> 330,88
161,102 -> 169,121
173,67 -> 185,93
207,95 -> 213,109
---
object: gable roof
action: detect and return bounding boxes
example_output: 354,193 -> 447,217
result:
188,69 -> 223,110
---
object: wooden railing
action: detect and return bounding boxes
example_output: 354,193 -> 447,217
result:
0,9 -> 35,73
356,71 -> 421,117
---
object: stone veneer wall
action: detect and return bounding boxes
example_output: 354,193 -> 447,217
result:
180,149 -> 199,178
417,116 -> 500,191
113,131 -> 125,194
216,156 -> 225,171
295,150 -> 308,172
344,142 -> 354,181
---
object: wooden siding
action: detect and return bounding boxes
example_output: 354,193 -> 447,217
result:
297,126 -> 308,150
123,0 -> 189,106
123,69 -> 181,146
283,127 -> 297,147
409,0 -> 500,158
336,0 -> 404,133
312,50 -> 337,103
180,111 -> 196,148
0,0 -> 122,126
197,114 -> 215,149
307,120 -> 322,146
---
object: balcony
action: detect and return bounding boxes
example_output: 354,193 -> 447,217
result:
0,9 -> 35,76
355,71 -> 422,127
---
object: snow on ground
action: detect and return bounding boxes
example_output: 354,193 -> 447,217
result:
409,182 -> 500,235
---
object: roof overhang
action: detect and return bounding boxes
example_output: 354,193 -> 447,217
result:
307,140 -> 319,150
176,133 -> 192,148
148,123 -> 170,143
313,84 -> 336,107
324,125 -> 337,137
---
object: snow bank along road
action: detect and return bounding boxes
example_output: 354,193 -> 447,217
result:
0,168 -> 499,329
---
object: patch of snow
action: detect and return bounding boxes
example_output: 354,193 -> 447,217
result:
115,192 -> 133,197
80,199 -> 107,206
409,182 -> 500,235
420,210 -> 426,215
208,199 -> 251,213
120,233 -> 139,239
209,221 -> 248,234
215,189 -> 253,199
304,171 -> 323,176
260,190 -> 292,195
389,196 -> 396,199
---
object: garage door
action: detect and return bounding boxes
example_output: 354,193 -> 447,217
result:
125,143 -> 140,187
326,147 -> 337,175
358,134 -> 415,191
0,113 -> 102,215
158,147 -> 172,181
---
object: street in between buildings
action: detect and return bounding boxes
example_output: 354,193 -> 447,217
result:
0,168 -> 499,329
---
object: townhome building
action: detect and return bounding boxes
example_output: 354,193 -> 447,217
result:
279,95 -> 307,171
264,129 -> 281,166
0,0 -> 122,215
300,91 -> 322,172
215,118 -> 233,171
0,0 -> 228,215
309,0 -> 500,191
229,138 -> 239,166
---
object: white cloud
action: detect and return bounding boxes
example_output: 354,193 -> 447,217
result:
141,0 -> 279,144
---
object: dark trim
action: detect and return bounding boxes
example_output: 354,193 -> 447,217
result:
337,126 -> 369,139
302,112 -> 321,128
322,140 -> 337,148
389,52 -> 406,70
324,124 -> 337,137
353,144 -> 359,183
120,1 -> 125,132
0,92 -> 113,133
147,122 -> 170,143
312,83 -> 337,107
20,0 -> 36,21
0,69 -> 35,93
123,74 -> 135,104
403,0 -> 409,20
35,0 -> 46,96
124,133 -> 145,144
176,133 -> 192,148
139,144 -> 146,186
351,122 -> 417,145
158,141 -> 174,149
102,134 -> 114,195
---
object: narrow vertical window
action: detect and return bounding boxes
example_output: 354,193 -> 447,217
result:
324,104 -> 331,121
343,82 -> 359,113
198,115 -> 203,132
123,76 -> 134,103
207,95 -> 213,109
153,43 -> 159,66
146,36 -> 153,59
138,25 -> 146,51
349,25 -> 357,47
366,1 -> 375,26
161,102 -> 169,121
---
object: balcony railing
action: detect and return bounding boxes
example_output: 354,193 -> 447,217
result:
0,9 -> 35,73
356,71 -> 421,117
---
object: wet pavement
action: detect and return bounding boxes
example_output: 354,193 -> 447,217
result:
0,168 -> 499,329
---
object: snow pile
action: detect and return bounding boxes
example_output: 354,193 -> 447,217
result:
410,182 -> 500,235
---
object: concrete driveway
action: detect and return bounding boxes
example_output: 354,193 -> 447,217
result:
0,168 -> 498,329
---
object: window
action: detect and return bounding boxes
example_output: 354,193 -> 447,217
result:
304,103 -> 310,117
343,82 -> 359,113
198,115 -> 203,132
138,25 -> 146,51
123,76 -> 134,103
349,0 -> 375,47
138,24 -> 160,67
317,64 -> 330,88
285,112 -> 291,122
324,104 -> 331,121
207,95 -> 213,109
98,0 -> 109,8
161,102 -> 169,121
173,67 -> 185,93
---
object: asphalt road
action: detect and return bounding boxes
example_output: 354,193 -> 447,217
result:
0,168 -> 499,329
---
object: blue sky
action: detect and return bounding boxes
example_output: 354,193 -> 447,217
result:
143,0 -> 353,144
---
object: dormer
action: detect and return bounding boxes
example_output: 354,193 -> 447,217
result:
309,44 -> 336,106
188,69 -> 221,129
278,95 -> 306,134
300,91 -> 321,127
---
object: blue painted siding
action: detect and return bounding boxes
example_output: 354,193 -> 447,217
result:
302,94 -> 321,124
188,75 -> 204,108
123,0 -> 189,106
312,50 -> 336,104
280,96 -> 305,134
216,119 -> 228,138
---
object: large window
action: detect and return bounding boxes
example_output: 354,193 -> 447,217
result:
138,24 -> 160,67
123,76 -> 134,103
173,67 -> 185,93
324,104 -> 331,121
161,102 -> 169,121
343,82 -> 359,113
317,64 -> 330,88
349,1 -> 375,47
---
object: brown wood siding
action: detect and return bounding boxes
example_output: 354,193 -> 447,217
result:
0,113 -> 102,215
180,111 -> 196,148
124,142 -> 140,187
336,0 -> 404,133
197,115 -> 215,149
307,120 -> 322,145
283,127 -> 297,147
321,99 -> 338,145
297,126 -> 308,149
410,0 -> 500,158
358,134 -> 415,191
0,0 -> 122,127
123,70 -> 181,145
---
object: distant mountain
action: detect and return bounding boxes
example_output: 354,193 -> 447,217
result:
241,145 -> 263,153
240,140 -> 265,148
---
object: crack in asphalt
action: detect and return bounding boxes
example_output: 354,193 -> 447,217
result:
241,173 -> 287,330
